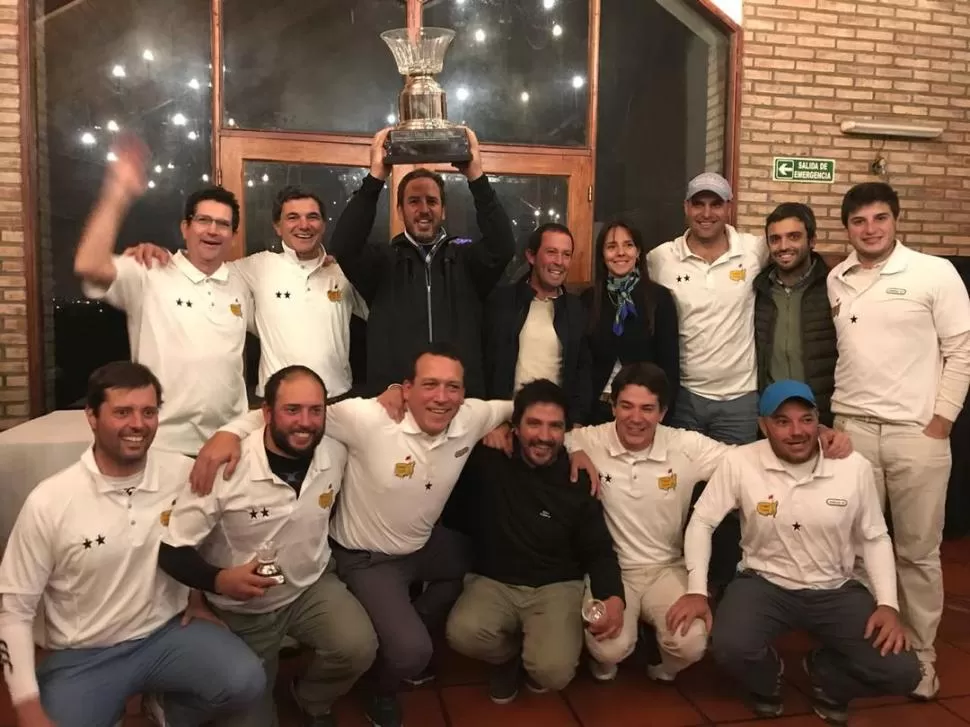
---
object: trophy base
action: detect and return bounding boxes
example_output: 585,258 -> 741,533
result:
384,127 -> 472,165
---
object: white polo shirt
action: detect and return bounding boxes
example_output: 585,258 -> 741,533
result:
162,428 -> 347,614
686,440 -> 897,608
83,252 -> 251,455
828,242 -> 970,427
0,448 -> 193,703
566,423 -> 730,570
231,245 -> 368,397
646,226 -> 767,400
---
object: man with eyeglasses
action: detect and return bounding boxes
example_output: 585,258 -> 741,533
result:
75,135 -> 252,456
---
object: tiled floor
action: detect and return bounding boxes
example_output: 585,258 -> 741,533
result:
3,539 -> 970,726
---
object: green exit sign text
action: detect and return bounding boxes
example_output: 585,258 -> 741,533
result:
772,157 -> 836,184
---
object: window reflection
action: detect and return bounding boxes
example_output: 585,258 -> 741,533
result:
36,0 -> 212,408
434,173 -> 568,283
594,0 -> 729,250
223,0 -> 589,145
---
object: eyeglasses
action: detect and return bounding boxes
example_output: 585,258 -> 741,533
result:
191,215 -> 233,233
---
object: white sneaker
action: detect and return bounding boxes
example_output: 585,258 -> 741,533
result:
143,694 -> 168,726
910,662 -> 940,701
589,659 -> 618,682
646,663 -> 676,684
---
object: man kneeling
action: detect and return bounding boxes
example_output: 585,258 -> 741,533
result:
668,380 -> 921,725
446,379 -> 624,703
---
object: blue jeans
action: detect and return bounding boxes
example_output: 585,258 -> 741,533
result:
37,616 -> 265,727
667,389 -> 759,445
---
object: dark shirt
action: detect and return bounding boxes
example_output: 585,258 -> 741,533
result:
455,444 -> 623,602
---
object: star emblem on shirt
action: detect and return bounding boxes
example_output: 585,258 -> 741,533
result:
249,508 -> 259,520
96,534 -> 106,545
675,274 -> 690,283
792,522 -> 802,532
82,538 -> 92,549
603,473 -> 613,484
261,507 -> 270,518
124,487 -> 134,496
275,290 -> 291,299
425,483 -> 433,491
850,315 -> 858,323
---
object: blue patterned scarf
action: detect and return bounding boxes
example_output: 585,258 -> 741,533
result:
607,269 -> 640,335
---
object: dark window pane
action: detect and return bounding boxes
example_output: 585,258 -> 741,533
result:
36,0 -> 212,408
241,162 -> 390,255
434,172 -> 568,283
223,0 -> 589,146
594,0 -> 729,249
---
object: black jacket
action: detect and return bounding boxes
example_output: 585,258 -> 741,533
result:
581,281 -> 680,416
753,254 -> 837,425
454,444 -> 624,602
329,174 -> 516,397
484,277 -> 591,425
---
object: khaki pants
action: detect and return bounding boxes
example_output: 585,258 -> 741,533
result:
445,574 -> 585,691
835,416 -> 951,664
585,563 -> 707,675
210,570 -> 378,727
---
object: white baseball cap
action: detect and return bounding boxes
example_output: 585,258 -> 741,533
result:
685,172 -> 733,202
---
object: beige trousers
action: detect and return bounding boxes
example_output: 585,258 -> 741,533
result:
836,415 -> 952,664
445,574 -> 585,691
585,563 -> 707,675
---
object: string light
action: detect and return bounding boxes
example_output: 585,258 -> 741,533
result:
80,132 -> 96,145
387,114 -> 396,124
474,28 -> 486,43
147,180 -> 156,188
111,64 -> 126,78
188,78 -> 201,90
543,0 -> 555,9
571,75 -> 585,89
201,174 -> 210,182
552,24 -> 563,37
106,152 -> 118,162
520,91 -> 530,103
187,131 -> 198,141
142,49 -> 154,61
172,113 -> 187,126
154,164 -> 163,173
456,87 -> 470,101
106,120 -> 119,132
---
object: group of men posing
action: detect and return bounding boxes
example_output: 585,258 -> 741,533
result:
0,125 -> 967,727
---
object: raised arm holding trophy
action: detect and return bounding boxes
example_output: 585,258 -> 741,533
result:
381,0 -> 473,164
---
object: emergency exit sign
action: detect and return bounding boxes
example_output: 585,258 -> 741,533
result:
772,156 -> 836,184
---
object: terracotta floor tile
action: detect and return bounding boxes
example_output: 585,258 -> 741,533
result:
940,696 -> 970,722
945,563 -> 970,599
846,701 -> 968,727
940,601 -> 970,645
727,716 -> 824,727
943,539 -> 970,565
440,684 -> 580,727
937,642 -> 970,699
674,655 -> 812,723
564,667 -> 705,727
432,641 -> 490,686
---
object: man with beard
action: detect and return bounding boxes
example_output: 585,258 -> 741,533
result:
0,362 -> 264,727
329,127 -> 516,398
483,223 -> 592,426
74,135 -> 251,455
124,186 -> 368,402
668,380 -> 920,724
159,366 -> 377,727
754,203 -> 837,425
190,345 -> 514,727
445,379 -> 624,703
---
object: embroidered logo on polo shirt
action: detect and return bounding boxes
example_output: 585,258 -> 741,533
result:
658,469 -> 677,491
159,497 -> 177,526
825,498 -> 848,507
886,288 -> 906,295
756,495 -> 778,517
230,300 -> 243,316
455,446 -> 470,458
394,456 -> 416,478
319,489 -> 334,509
539,510 -> 551,519
729,264 -> 746,282
831,302 -> 841,317
327,288 -> 343,302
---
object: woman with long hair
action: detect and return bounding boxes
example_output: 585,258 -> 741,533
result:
582,221 -> 680,424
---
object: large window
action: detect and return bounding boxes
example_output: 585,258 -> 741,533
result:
223,0 -> 591,146
33,0 -> 736,411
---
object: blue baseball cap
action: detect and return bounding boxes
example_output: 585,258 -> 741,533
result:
759,380 -> 817,417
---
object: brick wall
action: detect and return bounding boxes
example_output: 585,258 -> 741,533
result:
735,0 -> 970,256
705,39 -> 728,172
0,0 -> 27,429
